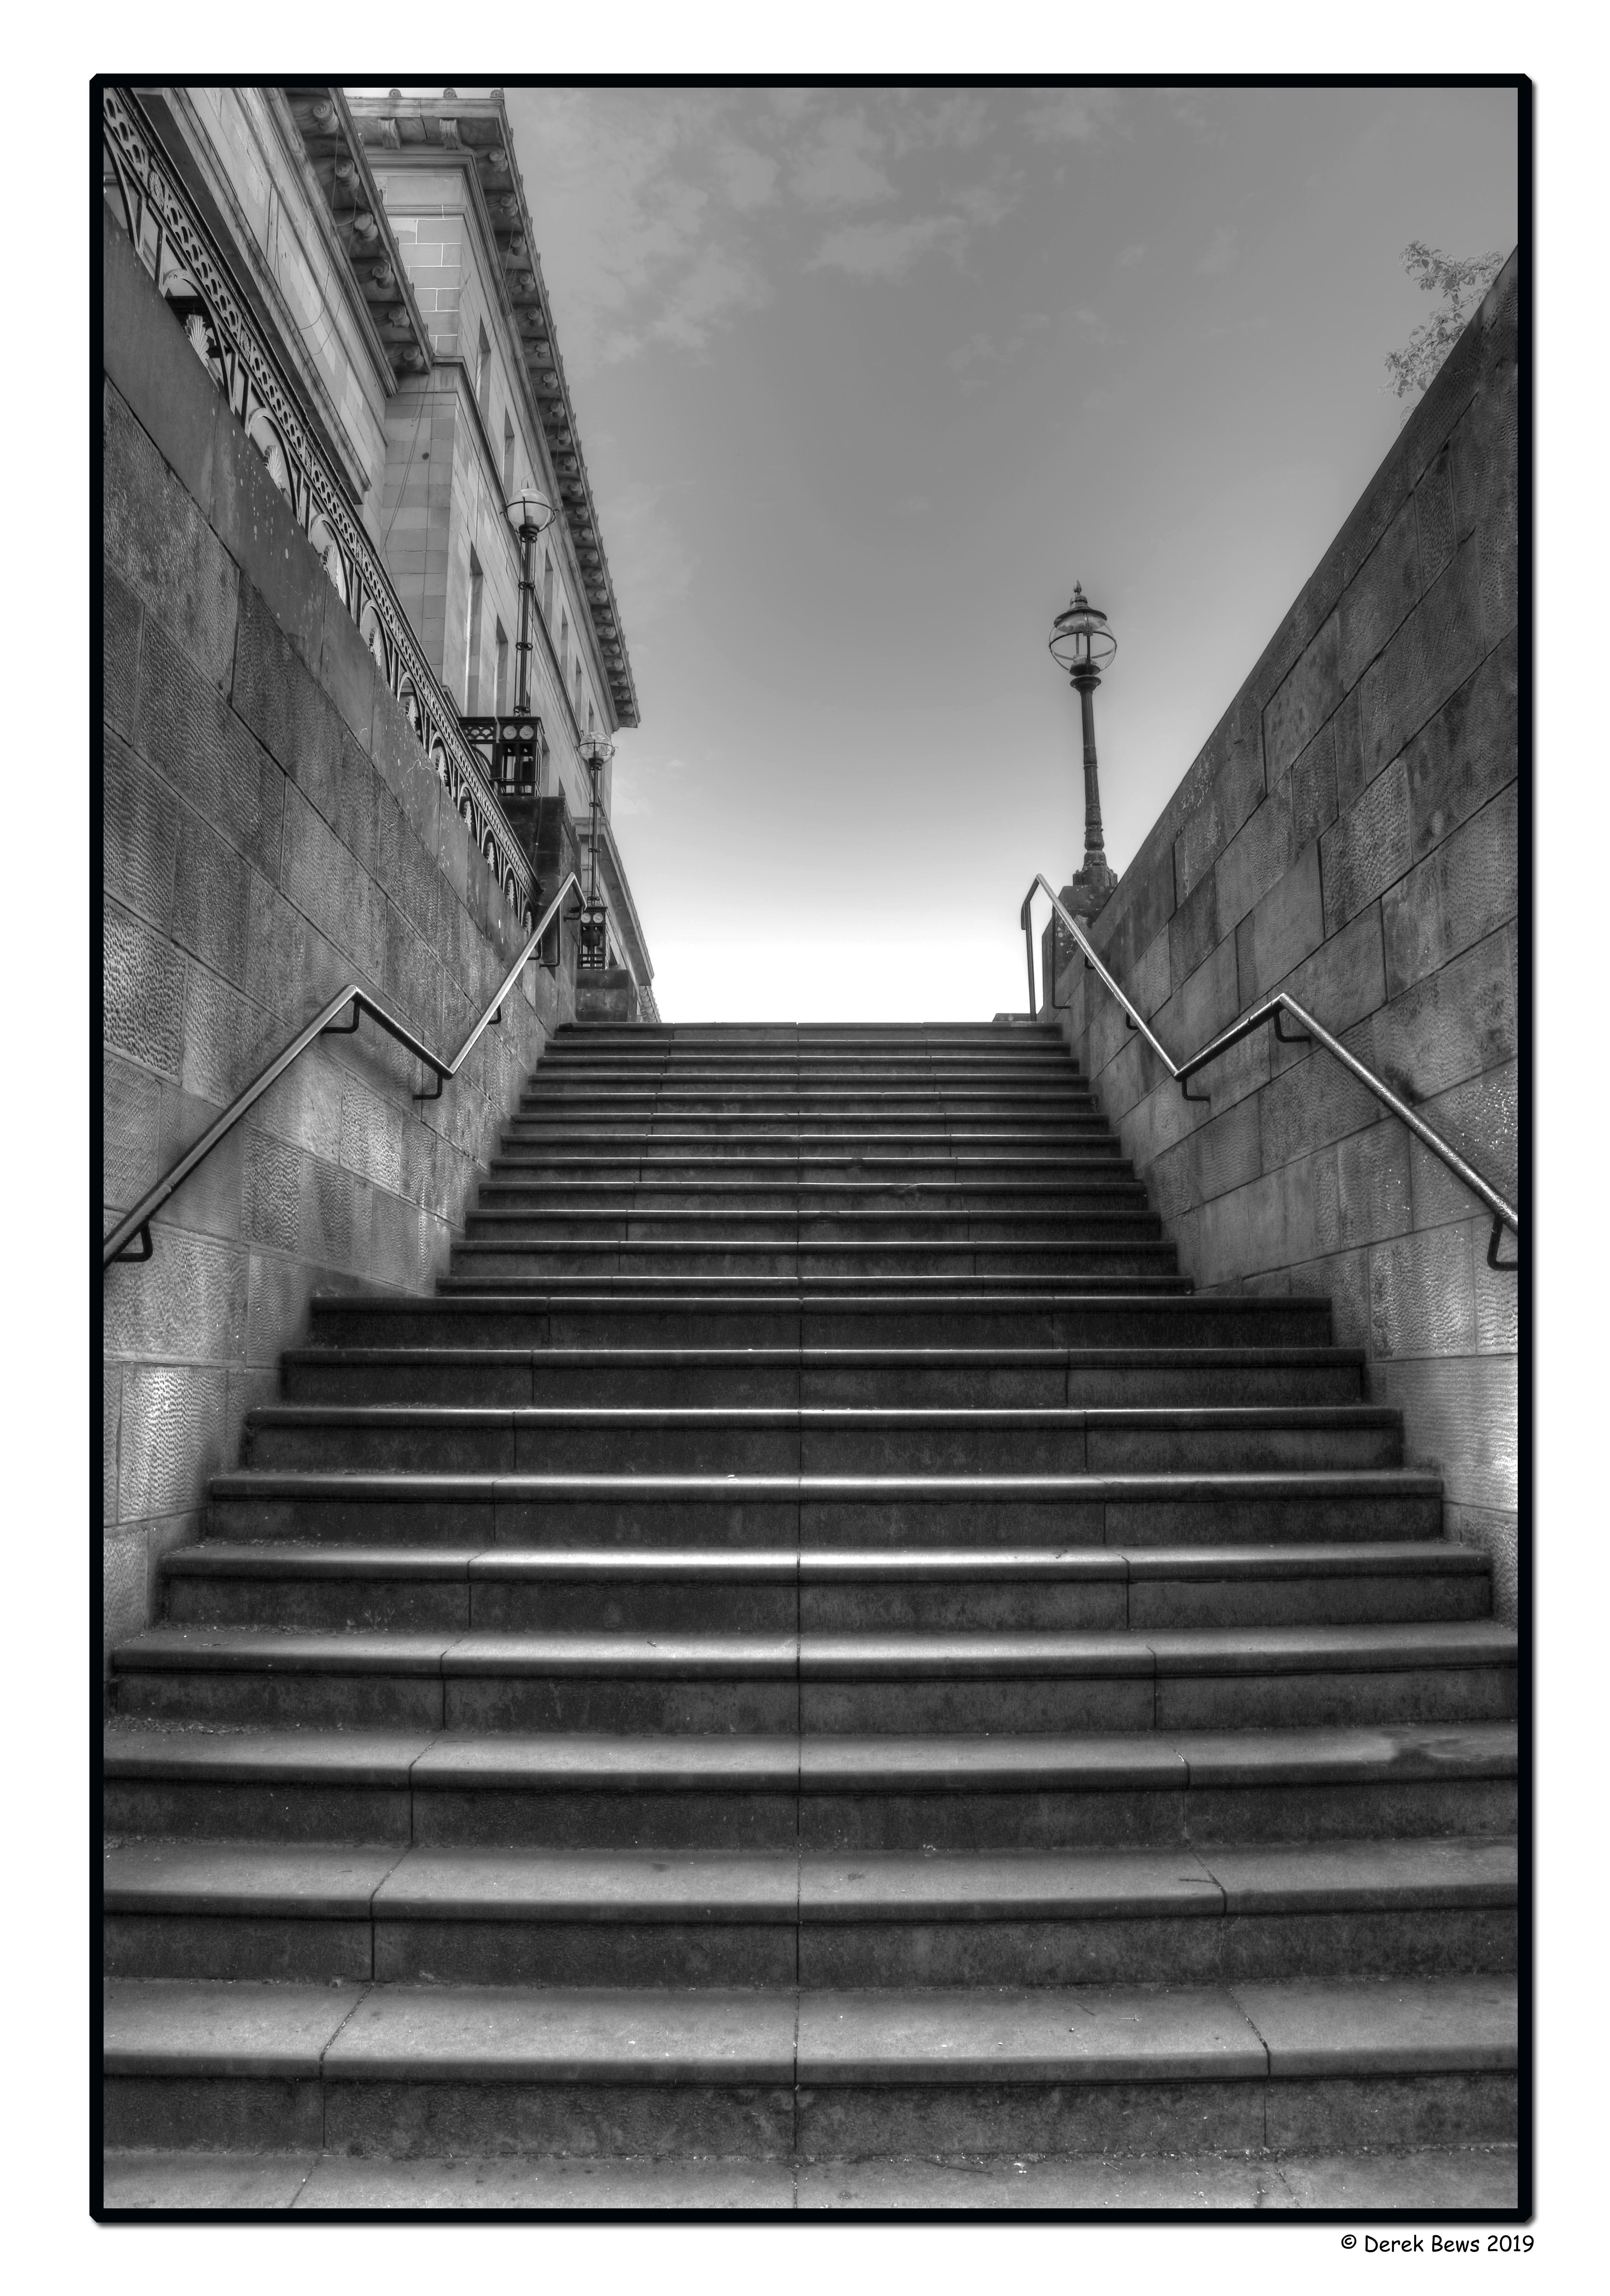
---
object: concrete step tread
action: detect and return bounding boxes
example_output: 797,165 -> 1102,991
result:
164,1541 -> 1489,1584
209,1467 -> 1442,1499
113,1620 -> 1516,1677
317,1294 -> 1334,1320
466,1209 -> 1159,1226
102,1834 -> 1517,1920
95,2143 -> 1523,2211
100,1717 -> 1520,1788
285,1346 -> 1367,1371
246,1404 -> 1400,1433
432,1276 -> 1198,1296
101,1973 -> 1518,2082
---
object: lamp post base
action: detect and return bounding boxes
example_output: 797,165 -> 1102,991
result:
1059,860 -> 1119,919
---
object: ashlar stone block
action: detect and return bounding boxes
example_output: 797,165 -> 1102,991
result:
117,1361 -> 230,1523
1216,786 -> 1296,935
171,809 -> 252,988
1274,903 -> 1387,1040
104,732 -> 179,934
1382,785 -> 1517,997
1320,757 -> 1412,935
1338,493 -> 1421,693
1402,633 -> 1517,863
1374,926 -> 1515,1107
1368,1222 -> 1476,1359
104,896 -> 186,1082
1235,841 -> 1323,1005
1314,1121 -> 1412,1254
103,381 -> 239,691
136,619 -> 284,875
1263,608 -> 1341,784
1356,540 -> 1487,789
233,585 -> 344,826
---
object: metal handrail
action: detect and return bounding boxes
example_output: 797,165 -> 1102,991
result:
103,873 -> 583,1269
1021,872 -> 1518,1271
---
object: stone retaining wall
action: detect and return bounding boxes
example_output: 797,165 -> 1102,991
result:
101,205 -> 572,1665
1048,255 -> 1520,1619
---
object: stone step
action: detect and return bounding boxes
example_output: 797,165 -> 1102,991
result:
101,1719 -> 1519,1850
465,1205 -> 1162,1237
445,1242 -> 1184,1284
109,1618 -> 1514,1734
161,1541 -> 1489,1635
102,1834 -> 1517,1987
504,1115 -> 1118,1141
96,2143 -> 1523,2211
435,1273 -> 1200,1310
490,1150 -> 1138,1175
242,1404 -> 1403,1477
522,1079 -> 1104,1101
101,1973 -> 1518,2159
478,1179 -> 1154,1210
309,1294 -> 1335,1352
202,1466 -> 1443,1551
282,1345 -> 1370,1410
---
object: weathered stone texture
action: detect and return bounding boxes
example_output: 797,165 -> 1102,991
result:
101,216 -> 569,1672
1058,254 -> 1519,1620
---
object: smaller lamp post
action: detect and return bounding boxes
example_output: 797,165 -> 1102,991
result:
576,732 -> 614,968
1048,583 -> 1119,916
505,481 -> 554,716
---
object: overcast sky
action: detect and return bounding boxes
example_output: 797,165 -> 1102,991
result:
503,83 -> 1518,1022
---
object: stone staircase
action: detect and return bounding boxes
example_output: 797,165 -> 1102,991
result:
102,1022 -> 1518,2210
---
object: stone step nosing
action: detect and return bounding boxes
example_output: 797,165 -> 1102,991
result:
165,1540 -> 1487,1584
101,1836 -> 1518,1922
207,1467 -> 1443,1502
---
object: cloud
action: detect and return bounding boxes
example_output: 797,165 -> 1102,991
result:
1114,242 -> 1147,268
1025,89 -> 1121,143
507,89 -> 773,370
1072,305 -> 1120,347
789,112 -> 896,210
944,313 -> 1050,391
809,213 -> 969,280
1196,224 -> 1239,276
954,174 -> 1021,229
715,142 -> 778,210
596,480 -> 698,629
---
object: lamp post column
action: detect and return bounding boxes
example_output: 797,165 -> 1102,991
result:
1048,582 -> 1119,920
1073,667 -> 1108,878
513,515 -> 537,714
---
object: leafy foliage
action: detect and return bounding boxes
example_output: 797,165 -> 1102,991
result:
1383,241 -> 1506,405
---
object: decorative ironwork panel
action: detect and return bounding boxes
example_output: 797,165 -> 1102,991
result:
101,85 -> 536,926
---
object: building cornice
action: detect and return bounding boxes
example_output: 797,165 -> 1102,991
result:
272,87 -> 434,388
346,91 -> 640,731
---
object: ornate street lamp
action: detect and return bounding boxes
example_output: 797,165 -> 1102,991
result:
576,732 -> 614,968
505,480 -> 554,716
1048,582 -> 1119,916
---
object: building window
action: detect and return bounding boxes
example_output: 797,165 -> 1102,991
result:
475,323 -> 491,418
574,658 -> 584,718
494,619 -> 509,714
502,411 -> 515,497
542,552 -> 554,628
464,550 -> 484,712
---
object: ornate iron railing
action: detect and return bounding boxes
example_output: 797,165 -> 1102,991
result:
101,83 -> 536,927
1021,873 -> 1519,1271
